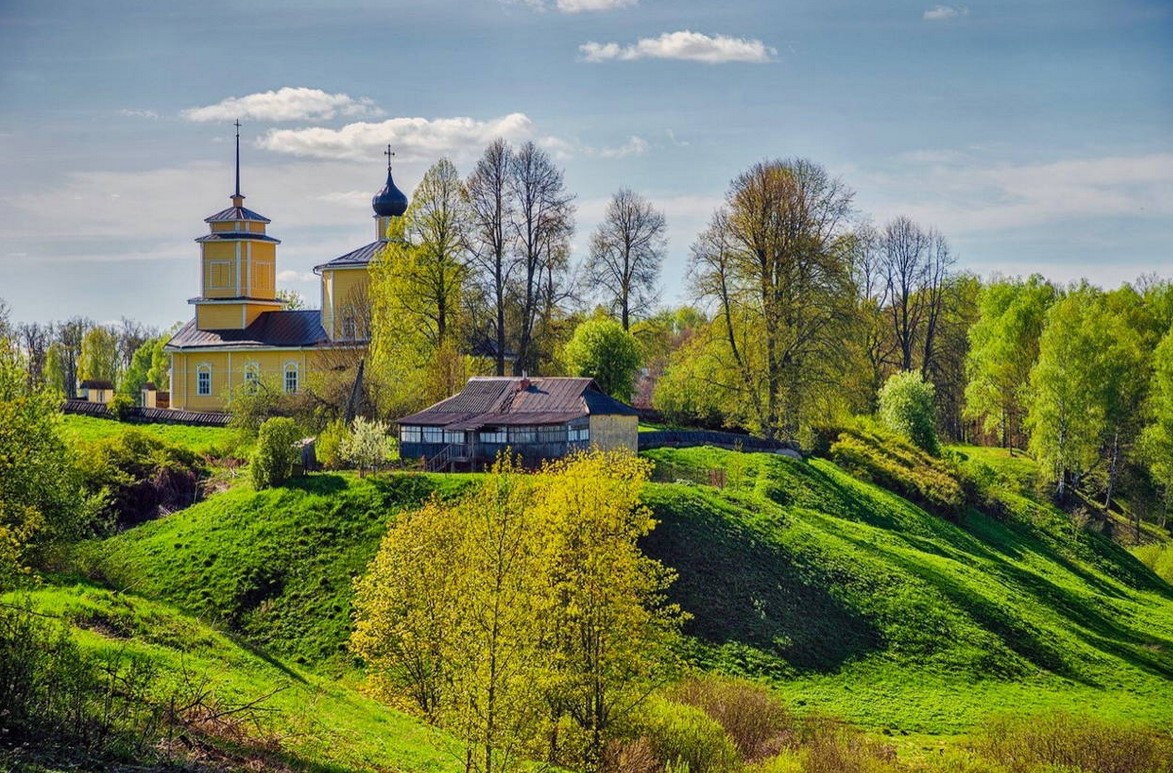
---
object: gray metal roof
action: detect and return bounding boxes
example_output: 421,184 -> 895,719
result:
314,240 -> 382,272
204,206 -> 271,224
164,309 -> 329,350
396,376 -> 639,428
195,232 -> 281,244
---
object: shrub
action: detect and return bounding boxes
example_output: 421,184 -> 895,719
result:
877,371 -> 940,455
829,422 -> 964,517
976,711 -> 1173,773
671,676 -> 795,763
340,416 -> 392,477
107,392 -> 135,422
1132,542 -> 1173,585
315,418 -> 349,470
564,317 -> 643,403
638,696 -> 741,773
798,716 -> 900,773
250,417 -> 301,490
75,430 -> 206,530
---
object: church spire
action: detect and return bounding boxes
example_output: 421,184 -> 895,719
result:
231,119 -> 245,208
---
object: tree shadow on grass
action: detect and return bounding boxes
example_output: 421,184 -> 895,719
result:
642,486 -> 883,673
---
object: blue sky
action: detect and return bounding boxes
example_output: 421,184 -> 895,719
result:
1,0 -> 1170,329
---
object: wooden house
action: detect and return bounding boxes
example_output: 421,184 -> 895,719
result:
397,376 -> 639,470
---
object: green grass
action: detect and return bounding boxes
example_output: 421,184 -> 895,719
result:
60,413 -> 244,457
85,472 -> 476,669
76,438 -> 1173,754
640,445 -> 1173,734
3,583 -> 463,773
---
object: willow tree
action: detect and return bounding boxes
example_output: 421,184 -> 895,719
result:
370,157 -> 471,413
690,159 -> 856,441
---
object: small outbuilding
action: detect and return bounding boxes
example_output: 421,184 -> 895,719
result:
79,379 -> 115,404
397,376 -> 639,470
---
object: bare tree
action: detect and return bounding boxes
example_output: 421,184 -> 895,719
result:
508,142 -> 574,375
879,217 -> 955,374
117,317 -> 154,371
466,139 -> 516,375
586,189 -> 667,330
847,225 -> 896,410
55,316 -> 92,398
17,322 -> 52,392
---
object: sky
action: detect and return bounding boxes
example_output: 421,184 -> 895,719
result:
1,0 -> 1170,329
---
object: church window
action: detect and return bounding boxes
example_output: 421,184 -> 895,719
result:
196,365 -> 212,396
284,363 -> 299,393
243,363 -> 260,392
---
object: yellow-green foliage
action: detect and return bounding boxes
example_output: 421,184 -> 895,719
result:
830,423 -> 964,515
976,712 -> 1173,773
314,418 -> 348,470
1132,542 -> 1173,585
352,450 -> 684,772
249,417 -> 300,490
637,696 -> 741,773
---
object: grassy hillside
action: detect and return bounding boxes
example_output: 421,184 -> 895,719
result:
641,445 -> 1173,733
85,472 -> 476,669
2,583 -> 463,772
82,441 -> 1173,743
61,414 -> 242,456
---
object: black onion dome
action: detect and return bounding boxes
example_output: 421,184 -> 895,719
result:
372,168 -> 409,217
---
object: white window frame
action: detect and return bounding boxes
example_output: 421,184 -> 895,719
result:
422,426 -> 443,444
284,362 -> 299,394
479,427 -> 506,444
400,425 -> 422,444
568,425 -> 590,443
443,430 -> 466,445
196,364 -> 212,396
243,362 -> 260,392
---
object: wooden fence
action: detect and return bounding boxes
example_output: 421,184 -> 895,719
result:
61,399 -> 231,427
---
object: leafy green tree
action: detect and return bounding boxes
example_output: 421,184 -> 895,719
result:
276,288 -> 305,310
563,317 -> 642,403
1026,286 -> 1108,501
352,451 -> 682,773
249,417 -> 301,489
690,159 -> 856,442
118,334 -> 171,400
371,159 -> 472,414
42,342 -> 67,397
340,416 -> 392,477
1139,328 -> 1173,528
964,275 -> 1057,449
78,325 -> 120,388
878,370 -> 940,455
0,331 -> 86,588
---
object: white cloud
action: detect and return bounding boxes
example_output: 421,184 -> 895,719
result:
594,136 -> 649,159
579,31 -> 776,64
556,0 -> 636,11
119,109 -> 159,120
857,152 -> 1173,235
923,5 -> 967,21
183,87 -> 383,123
277,269 -> 317,283
259,113 -> 536,161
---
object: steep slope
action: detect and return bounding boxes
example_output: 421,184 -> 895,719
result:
3,583 -> 463,772
86,446 -> 1173,737
641,445 -> 1173,732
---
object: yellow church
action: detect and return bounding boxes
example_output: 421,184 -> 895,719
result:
164,132 -> 409,411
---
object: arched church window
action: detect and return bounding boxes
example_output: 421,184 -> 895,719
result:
196,364 -> 212,396
284,362 -> 299,394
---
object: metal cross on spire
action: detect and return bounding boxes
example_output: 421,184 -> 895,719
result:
234,119 -> 242,198
384,144 -> 395,172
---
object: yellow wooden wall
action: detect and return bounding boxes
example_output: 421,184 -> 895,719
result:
588,414 -> 638,452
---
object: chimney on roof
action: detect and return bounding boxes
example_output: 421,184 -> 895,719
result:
518,372 -> 531,391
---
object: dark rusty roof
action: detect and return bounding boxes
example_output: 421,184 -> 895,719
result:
314,240 -> 382,272
79,379 -> 114,389
195,232 -> 281,244
204,206 -> 271,224
397,376 -> 639,428
164,309 -> 329,350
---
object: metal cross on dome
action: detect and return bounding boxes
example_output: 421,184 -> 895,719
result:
384,144 -> 395,171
